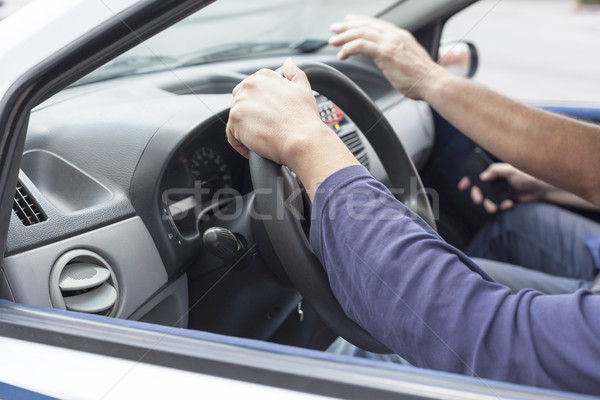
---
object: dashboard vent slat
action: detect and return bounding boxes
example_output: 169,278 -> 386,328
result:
319,98 -> 370,169
337,129 -> 369,168
357,152 -> 370,168
13,181 -> 46,226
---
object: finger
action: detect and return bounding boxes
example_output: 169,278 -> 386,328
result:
329,27 -> 381,47
226,129 -> 249,159
480,162 -> 512,181
499,199 -> 514,211
232,81 -> 243,96
283,58 -> 311,90
479,168 -> 495,181
457,176 -> 471,191
225,117 -> 249,159
483,199 -> 498,214
336,38 -> 378,60
470,186 -> 483,205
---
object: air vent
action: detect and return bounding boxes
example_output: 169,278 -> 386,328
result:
338,128 -> 370,169
13,181 -> 46,226
50,250 -> 119,317
318,97 -> 370,169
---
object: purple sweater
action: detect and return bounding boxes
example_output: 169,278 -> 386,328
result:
309,165 -> 600,394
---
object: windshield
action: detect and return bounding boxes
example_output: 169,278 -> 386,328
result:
79,0 -> 398,85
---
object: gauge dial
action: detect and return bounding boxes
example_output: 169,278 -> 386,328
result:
189,147 -> 233,205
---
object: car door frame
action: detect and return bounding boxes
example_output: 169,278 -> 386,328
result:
0,0 -> 591,398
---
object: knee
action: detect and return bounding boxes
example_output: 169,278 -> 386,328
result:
468,202 -> 553,247
494,202 -> 557,229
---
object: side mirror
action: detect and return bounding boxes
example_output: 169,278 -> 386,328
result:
438,41 -> 479,78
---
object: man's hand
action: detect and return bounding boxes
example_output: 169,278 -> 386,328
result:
226,59 -> 326,165
226,58 -> 359,200
329,15 -> 448,100
458,163 -> 549,214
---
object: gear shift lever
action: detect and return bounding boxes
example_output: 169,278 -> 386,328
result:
202,227 -> 249,268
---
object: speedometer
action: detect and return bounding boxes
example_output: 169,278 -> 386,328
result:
189,147 -> 233,205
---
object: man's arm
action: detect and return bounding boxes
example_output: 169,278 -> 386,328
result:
543,186 -> 600,211
227,59 -> 600,393
310,166 -> 600,393
427,72 -> 600,205
329,15 -> 600,205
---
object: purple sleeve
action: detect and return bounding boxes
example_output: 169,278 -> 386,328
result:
309,165 -> 600,394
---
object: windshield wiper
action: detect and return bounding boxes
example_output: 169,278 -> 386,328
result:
178,39 -> 328,67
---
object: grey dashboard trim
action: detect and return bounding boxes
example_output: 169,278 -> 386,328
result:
129,272 -> 189,328
8,54 -> 434,277
1,216 -> 168,319
21,149 -> 114,213
129,95 -> 233,277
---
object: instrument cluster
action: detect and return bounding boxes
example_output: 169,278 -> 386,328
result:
160,126 -> 247,239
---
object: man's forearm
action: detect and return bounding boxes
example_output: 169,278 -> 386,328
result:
286,125 -> 360,202
542,185 -> 600,211
423,67 -> 600,205
310,166 -> 600,392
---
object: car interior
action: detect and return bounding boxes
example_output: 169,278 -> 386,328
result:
1,0 -> 452,351
2,0 -> 600,397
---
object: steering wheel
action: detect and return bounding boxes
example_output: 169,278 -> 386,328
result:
249,62 -> 436,353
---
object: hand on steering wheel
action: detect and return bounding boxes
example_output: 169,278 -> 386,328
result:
227,59 -> 435,353
226,59 -> 359,200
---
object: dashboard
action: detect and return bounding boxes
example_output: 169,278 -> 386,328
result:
0,54 -> 434,339
161,122 -> 248,240
159,92 -> 373,241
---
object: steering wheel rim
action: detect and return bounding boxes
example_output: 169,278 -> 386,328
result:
249,62 -> 436,353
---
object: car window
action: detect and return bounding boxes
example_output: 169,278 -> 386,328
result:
442,0 -> 600,103
77,0 -> 397,86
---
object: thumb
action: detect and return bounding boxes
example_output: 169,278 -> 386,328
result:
480,162 -> 512,182
283,58 -> 311,89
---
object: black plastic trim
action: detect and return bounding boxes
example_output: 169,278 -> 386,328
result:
130,108 -> 231,277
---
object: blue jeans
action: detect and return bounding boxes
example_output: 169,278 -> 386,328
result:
467,202 -> 600,294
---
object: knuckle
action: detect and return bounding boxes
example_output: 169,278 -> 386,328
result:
228,106 -> 242,123
354,27 -> 368,38
256,68 -> 274,78
339,42 -> 352,54
226,134 -> 239,147
232,81 -> 243,94
242,78 -> 256,90
355,38 -> 369,48
380,43 -> 397,58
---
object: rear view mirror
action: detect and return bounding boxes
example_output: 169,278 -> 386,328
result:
438,41 -> 478,78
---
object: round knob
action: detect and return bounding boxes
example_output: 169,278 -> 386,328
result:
202,227 -> 247,265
